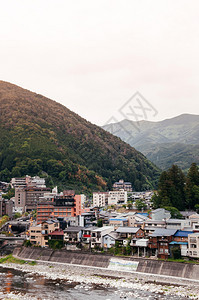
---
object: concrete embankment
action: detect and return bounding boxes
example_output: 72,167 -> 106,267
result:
13,246 -> 199,281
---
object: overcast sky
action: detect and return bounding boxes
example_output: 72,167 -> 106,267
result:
0,0 -> 199,126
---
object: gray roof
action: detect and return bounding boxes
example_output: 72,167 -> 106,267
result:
104,231 -> 119,239
116,227 -> 140,234
82,226 -> 98,231
145,220 -> 166,224
64,226 -> 84,233
166,219 -> 185,223
150,228 -> 177,237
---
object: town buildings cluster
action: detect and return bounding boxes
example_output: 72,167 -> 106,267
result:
1,176 -> 199,260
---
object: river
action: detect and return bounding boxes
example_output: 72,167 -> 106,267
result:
0,266 -> 190,300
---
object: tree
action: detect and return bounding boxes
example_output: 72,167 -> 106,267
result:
97,219 -> 103,227
127,203 -> 132,210
155,165 -> 186,210
186,163 -> 199,209
135,199 -> 147,211
163,206 -> 183,219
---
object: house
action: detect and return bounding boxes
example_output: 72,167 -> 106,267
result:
166,219 -> 191,230
102,231 -> 119,249
91,226 -> 114,248
150,208 -> 171,221
170,230 -> 193,257
144,220 -> 166,236
148,228 -> 177,259
188,232 -> 199,258
116,227 -> 144,247
64,226 -> 83,244
128,212 -> 148,227
131,238 -> 149,257
49,230 -> 64,241
109,218 -> 128,229
82,226 -> 97,244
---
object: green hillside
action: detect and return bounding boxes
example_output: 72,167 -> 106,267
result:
0,81 -> 160,193
103,115 -> 199,171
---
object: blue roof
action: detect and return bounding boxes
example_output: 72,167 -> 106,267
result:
169,241 -> 188,245
174,230 -> 193,237
137,213 -> 148,217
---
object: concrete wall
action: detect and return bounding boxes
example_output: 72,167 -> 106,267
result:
13,247 -> 199,280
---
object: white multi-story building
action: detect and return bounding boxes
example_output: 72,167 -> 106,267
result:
108,190 -> 127,205
93,192 -> 108,207
93,190 -> 127,207
188,233 -> 199,258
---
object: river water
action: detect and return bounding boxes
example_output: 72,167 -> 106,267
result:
0,266 -> 189,300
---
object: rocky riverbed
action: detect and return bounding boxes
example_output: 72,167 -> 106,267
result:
0,260 -> 199,299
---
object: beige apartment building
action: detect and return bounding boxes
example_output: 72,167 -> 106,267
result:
29,220 -> 59,247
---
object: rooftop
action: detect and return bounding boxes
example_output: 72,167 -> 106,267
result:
49,230 -> 64,236
150,228 -> 177,237
174,230 -> 193,237
116,227 -> 140,234
64,226 -> 84,232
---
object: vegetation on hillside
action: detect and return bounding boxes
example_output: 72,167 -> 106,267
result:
152,163 -> 199,210
0,81 -> 160,193
103,114 -> 199,171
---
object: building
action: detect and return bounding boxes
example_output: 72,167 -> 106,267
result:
108,190 -> 127,205
166,219 -> 191,230
109,217 -> 128,229
113,179 -> 132,192
148,228 -> 177,259
0,197 -> 14,218
36,201 -> 54,224
116,227 -> 144,243
11,176 -> 31,188
150,208 -> 171,221
36,192 -> 84,224
29,219 -> 60,247
93,192 -> 108,207
90,226 -> 114,248
64,226 -> 83,245
144,220 -> 167,236
169,230 -> 193,257
25,186 -> 51,211
102,231 -> 119,249
188,232 -> 199,258
13,176 -> 50,212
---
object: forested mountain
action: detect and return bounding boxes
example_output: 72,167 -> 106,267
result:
102,114 -> 199,171
0,81 -> 160,193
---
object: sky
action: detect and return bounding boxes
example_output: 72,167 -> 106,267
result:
0,0 -> 199,126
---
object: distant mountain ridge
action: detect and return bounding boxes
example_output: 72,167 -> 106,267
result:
0,81 -> 159,192
102,114 -> 199,171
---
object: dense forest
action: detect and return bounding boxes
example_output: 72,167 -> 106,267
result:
153,163 -> 199,211
0,81 -> 160,193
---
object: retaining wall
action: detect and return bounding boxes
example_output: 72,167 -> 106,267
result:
13,247 -> 199,280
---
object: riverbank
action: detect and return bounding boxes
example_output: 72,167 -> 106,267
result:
1,258 -> 199,299
13,246 -> 199,281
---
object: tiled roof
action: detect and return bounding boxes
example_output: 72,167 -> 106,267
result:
174,230 -> 193,237
116,227 -> 140,234
150,228 -> 177,237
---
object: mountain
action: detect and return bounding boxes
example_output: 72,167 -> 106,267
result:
102,114 -> 199,171
0,81 -> 160,193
